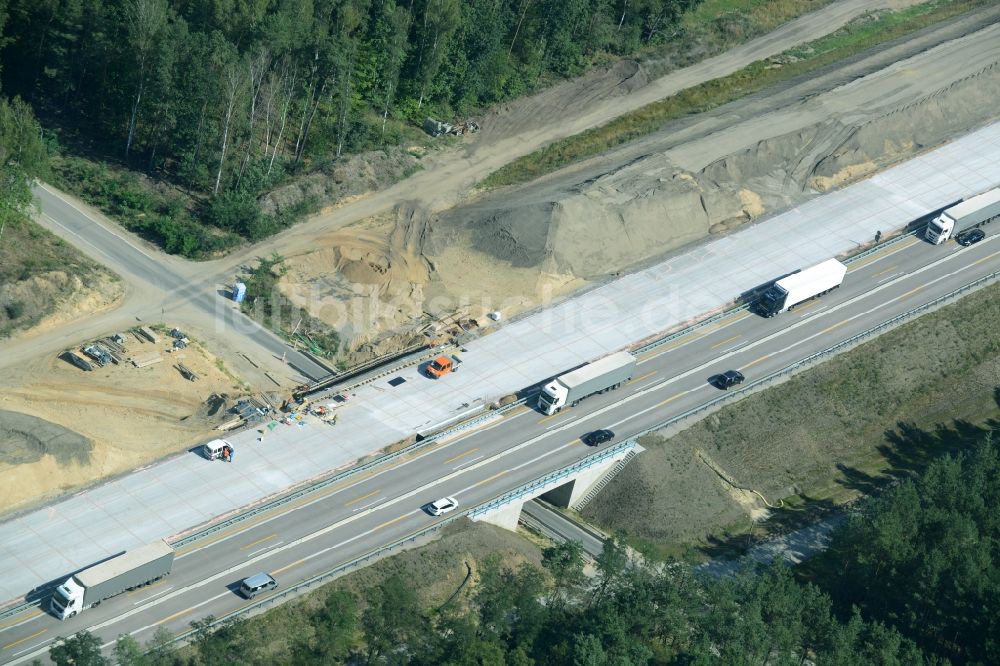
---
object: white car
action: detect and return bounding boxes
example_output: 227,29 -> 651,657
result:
426,496 -> 459,516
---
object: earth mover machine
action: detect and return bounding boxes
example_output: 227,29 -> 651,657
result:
50,541 -> 175,619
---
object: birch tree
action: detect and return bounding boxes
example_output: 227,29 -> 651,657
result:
213,52 -> 245,195
124,0 -> 167,158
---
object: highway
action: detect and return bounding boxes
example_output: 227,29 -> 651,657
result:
2,223 -> 998,663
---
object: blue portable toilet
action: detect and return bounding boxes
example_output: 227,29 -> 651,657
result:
232,281 -> 247,303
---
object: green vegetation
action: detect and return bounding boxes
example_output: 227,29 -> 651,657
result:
584,272 -> 1000,561
818,439 -> 1000,664
240,255 -> 341,357
50,437 -> 1000,665
0,0 -> 712,256
482,0 -> 993,189
0,95 -> 111,336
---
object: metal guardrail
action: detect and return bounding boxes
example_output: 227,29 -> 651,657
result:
171,392 -> 533,548
628,263 -> 1000,443
0,227 -> 943,626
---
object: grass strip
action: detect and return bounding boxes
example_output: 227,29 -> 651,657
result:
481,0 -> 992,189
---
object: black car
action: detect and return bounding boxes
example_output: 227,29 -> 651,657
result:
714,370 -> 745,389
955,228 -> 985,246
582,429 -> 615,446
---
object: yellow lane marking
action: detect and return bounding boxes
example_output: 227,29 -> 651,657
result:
156,606 -> 195,626
657,392 -> 687,408
472,470 -> 508,489
897,285 -> 925,301
793,300 -> 818,313
631,371 -> 657,383
848,237 -> 920,271
710,335 -> 740,349
538,411 -> 564,424
3,628 -> 46,650
0,608 -> 42,630
741,354 -> 771,370
873,264 -> 898,277
727,311 -> 753,324
444,448 -> 479,464
272,559 -> 306,575
820,320 -> 849,335
374,515 -> 408,532
345,490 -> 380,507
240,533 -> 277,550
971,249 -> 1000,267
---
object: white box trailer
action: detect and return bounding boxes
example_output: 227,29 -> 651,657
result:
757,258 -> 847,317
50,541 -> 174,619
538,352 -> 637,415
925,187 -> 1000,244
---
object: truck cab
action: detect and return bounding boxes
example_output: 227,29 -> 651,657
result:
50,578 -> 85,619
538,380 -> 568,415
925,212 -> 955,244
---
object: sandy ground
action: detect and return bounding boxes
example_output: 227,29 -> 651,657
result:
3,1 -> 997,518
277,5 -> 1000,352
0,328 -> 253,515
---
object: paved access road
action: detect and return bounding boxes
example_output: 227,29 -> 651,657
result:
2,221 -> 998,663
15,184 -> 329,381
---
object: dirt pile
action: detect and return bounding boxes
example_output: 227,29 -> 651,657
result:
0,329 -> 252,515
278,17 -> 1000,356
260,146 -> 422,219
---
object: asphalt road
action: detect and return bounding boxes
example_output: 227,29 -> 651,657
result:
24,184 -> 329,381
3,225 -> 998,663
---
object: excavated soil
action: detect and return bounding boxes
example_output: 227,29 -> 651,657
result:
0,330 -> 253,515
281,12 -> 1000,352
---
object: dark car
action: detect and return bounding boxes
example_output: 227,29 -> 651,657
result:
582,429 -> 615,446
955,228 -> 985,246
714,370 -> 745,390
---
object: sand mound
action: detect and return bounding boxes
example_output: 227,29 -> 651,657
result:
0,410 -> 92,467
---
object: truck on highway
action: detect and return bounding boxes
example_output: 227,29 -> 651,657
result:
50,541 -> 175,620
924,187 -> 1000,244
538,351 -> 636,415
756,258 -> 847,317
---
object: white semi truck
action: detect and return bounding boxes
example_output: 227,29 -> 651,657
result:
756,258 -> 847,317
924,187 -> 1000,244
50,541 -> 175,619
538,352 -> 636,415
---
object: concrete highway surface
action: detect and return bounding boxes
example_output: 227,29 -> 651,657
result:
3,221 -> 999,663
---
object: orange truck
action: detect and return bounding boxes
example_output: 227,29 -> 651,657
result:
426,356 -> 454,378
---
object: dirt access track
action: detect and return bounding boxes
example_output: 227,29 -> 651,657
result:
259,3 -> 1000,351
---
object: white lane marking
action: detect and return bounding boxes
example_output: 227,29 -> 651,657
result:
12,640 -> 49,657
134,587 -> 174,604
246,542 -> 283,557
453,454 -> 484,470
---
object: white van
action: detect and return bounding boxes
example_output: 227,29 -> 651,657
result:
201,438 -> 234,460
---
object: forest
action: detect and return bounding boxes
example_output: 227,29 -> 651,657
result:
43,436 -> 1000,665
0,0 -> 699,256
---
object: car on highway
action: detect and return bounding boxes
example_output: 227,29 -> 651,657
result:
582,429 -> 615,446
714,370 -> 745,389
239,572 -> 277,599
425,496 -> 459,516
955,228 -> 985,246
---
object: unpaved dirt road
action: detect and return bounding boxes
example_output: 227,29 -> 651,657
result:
214,0 -> 926,268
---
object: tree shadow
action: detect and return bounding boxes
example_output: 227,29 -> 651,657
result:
697,494 -> 840,561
